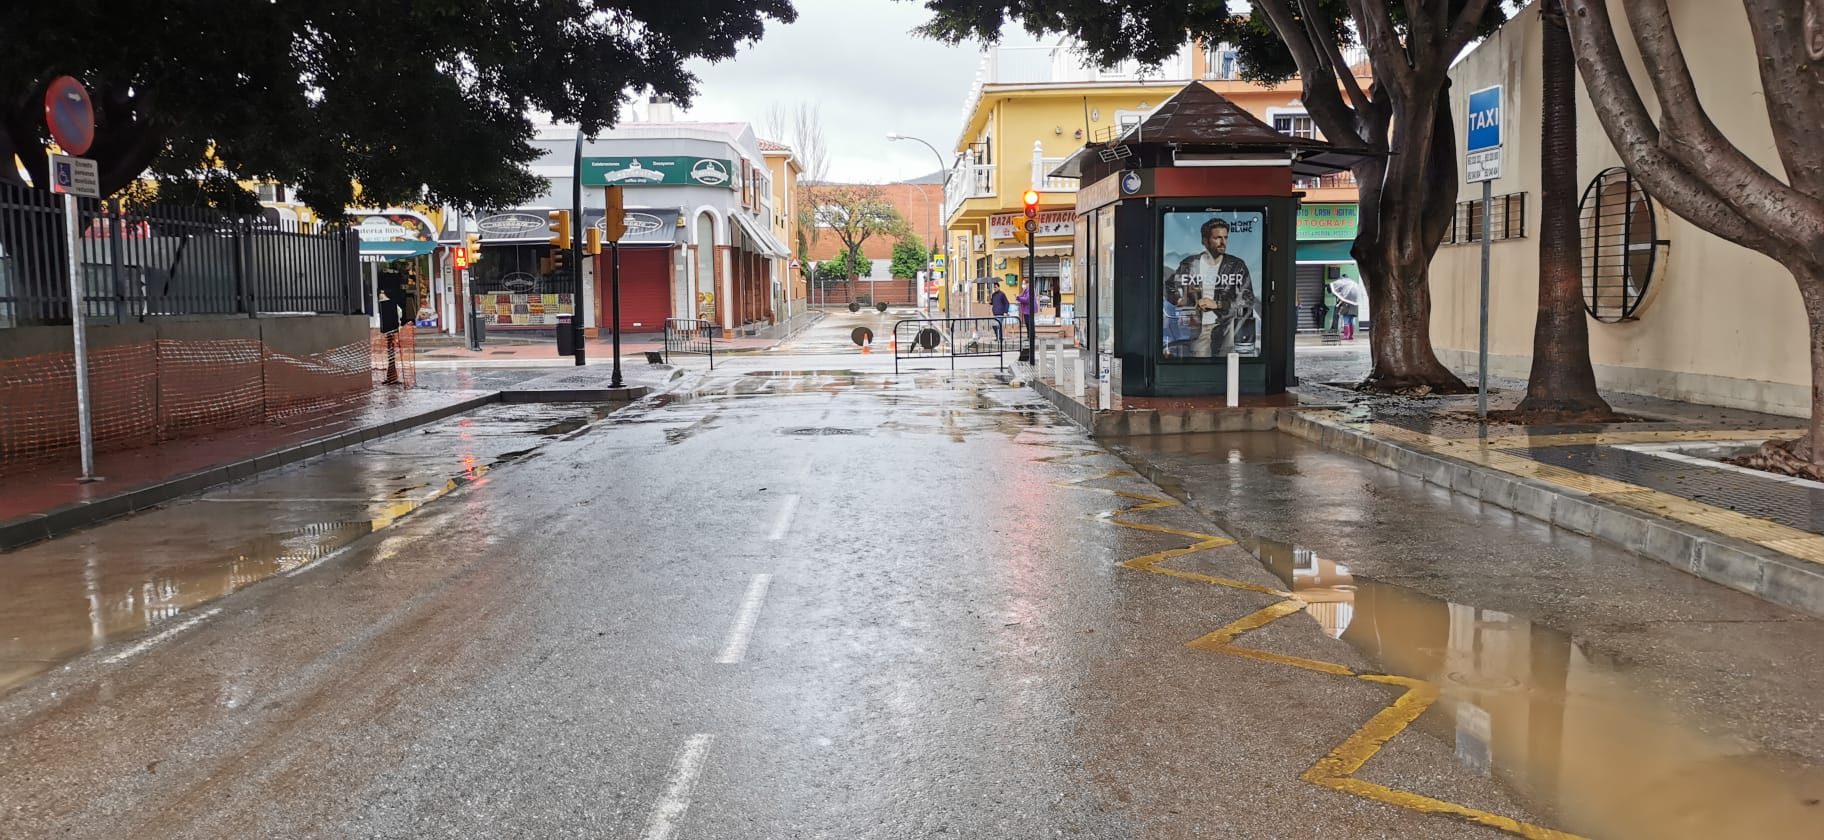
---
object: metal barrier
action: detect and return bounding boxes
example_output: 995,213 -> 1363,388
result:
0,182 -> 358,327
663,318 -> 715,369
891,317 -> 1010,374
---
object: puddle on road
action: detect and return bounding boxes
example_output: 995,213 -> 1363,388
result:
1249,538 -> 1824,839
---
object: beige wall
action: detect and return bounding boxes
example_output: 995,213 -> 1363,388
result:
1430,0 -> 1809,416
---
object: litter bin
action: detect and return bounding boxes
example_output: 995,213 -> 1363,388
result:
556,315 -> 575,356
468,310 -> 487,349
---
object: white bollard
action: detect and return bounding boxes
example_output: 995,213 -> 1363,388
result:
1053,339 -> 1065,384
1226,351 -> 1240,407
1099,378 -> 1111,411
1072,356 -> 1085,399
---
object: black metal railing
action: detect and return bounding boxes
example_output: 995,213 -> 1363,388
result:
891,317 -> 1011,374
663,318 -> 716,369
0,182 -> 359,327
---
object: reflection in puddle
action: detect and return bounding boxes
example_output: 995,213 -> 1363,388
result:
1251,539 -> 1824,839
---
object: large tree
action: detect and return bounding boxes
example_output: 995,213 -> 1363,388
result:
811,185 -> 910,296
0,0 -> 795,215
1510,0 -> 1618,420
916,0 -> 1505,393
1563,0 -> 1824,472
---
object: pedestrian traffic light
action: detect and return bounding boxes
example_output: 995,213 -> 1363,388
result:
550,248 -> 570,275
585,227 -> 603,256
546,210 -> 571,249
1012,224 -> 1030,245
1022,189 -> 1040,218
452,246 -> 468,270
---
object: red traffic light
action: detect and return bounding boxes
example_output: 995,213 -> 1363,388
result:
1022,189 -> 1040,218
453,247 -> 469,269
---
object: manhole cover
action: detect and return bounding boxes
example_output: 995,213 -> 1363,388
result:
781,427 -> 864,436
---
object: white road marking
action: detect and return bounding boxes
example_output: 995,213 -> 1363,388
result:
715,574 -> 773,664
639,733 -> 716,840
766,494 -> 800,541
103,608 -> 222,665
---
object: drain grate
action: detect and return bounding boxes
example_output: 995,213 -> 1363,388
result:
780,427 -> 865,436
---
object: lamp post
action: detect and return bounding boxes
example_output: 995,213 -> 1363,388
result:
886,133 -> 951,318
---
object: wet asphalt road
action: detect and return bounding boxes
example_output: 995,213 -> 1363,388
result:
3,312 -> 1824,839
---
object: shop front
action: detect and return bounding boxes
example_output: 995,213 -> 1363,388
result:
471,210 -> 579,329
350,209 -> 439,329
586,207 -> 682,334
1294,203 -> 1367,334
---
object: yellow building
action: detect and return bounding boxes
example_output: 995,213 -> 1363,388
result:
761,140 -> 806,319
1430,0 -> 1806,416
942,39 -> 1365,328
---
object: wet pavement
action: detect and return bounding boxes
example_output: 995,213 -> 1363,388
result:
1,312 -> 1822,838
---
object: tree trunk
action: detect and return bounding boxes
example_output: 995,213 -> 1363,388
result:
1514,0 -> 1617,420
1745,271 -> 1824,476
1352,92 -> 1471,394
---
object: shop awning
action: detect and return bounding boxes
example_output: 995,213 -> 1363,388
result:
992,242 -> 1073,257
1296,240 -> 1356,264
350,209 -> 439,259
731,211 -> 791,258
473,208 -> 685,245
585,208 -> 683,246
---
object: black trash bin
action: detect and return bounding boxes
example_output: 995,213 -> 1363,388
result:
556,315 -> 575,356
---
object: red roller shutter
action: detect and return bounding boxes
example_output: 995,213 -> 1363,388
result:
597,247 -> 673,333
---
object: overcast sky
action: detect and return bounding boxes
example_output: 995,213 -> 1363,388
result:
659,0 -> 1042,184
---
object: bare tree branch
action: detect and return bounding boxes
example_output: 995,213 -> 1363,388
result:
1296,0 -> 1374,121
1343,0 -> 1413,95
1258,0 -> 1365,149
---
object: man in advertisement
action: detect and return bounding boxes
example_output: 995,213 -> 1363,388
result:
1165,216 -> 1259,358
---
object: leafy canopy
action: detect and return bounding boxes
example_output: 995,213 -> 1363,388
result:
0,0 -> 796,215
890,236 -> 931,279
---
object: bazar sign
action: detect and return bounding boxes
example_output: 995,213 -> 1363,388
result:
1296,203 -> 1359,240
581,156 -> 735,188
989,210 -> 1074,240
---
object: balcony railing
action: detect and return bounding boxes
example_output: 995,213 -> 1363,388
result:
1033,157 -> 1076,192
943,158 -> 996,221
1294,170 -> 1359,191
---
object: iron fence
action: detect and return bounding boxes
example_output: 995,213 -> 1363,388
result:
892,317 -> 1009,374
0,182 -> 360,327
663,317 -> 716,369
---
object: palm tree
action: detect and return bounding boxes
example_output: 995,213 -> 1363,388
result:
1513,0 -> 1617,420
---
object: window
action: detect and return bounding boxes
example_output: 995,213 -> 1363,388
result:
1579,167 -> 1666,322
1115,110 -> 1146,136
1205,47 -> 1240,80
1444,192 -> 1527,245
1273,113 -> 1317,140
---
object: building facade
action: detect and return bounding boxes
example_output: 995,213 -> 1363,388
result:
1429,0 -> 1804,416
472,118 -> 792,335
942,39 -> 1366,328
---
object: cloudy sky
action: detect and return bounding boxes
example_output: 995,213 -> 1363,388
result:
660,0 -> 1042,184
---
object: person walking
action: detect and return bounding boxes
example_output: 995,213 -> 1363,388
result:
989,283 -> 1010,346
1328,276 -> 1365,342
1016,279 -> 1036,362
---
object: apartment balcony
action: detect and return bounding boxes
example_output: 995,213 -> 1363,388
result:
1033,156 -> 1077,193
943,157 -> 996,221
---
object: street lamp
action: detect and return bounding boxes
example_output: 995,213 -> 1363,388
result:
886,133 -> 952,318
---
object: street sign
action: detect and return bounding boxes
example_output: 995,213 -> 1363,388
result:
1465,84 -> 1503,183
49,154 -> 100,198
932,253 -> 946,266
45,76 -> 94,156
790,258 -> 801,271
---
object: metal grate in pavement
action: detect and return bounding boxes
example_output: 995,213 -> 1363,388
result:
1509,445 -> 1824,535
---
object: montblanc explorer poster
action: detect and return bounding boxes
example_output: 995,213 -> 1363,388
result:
1162,208 -> 1264,359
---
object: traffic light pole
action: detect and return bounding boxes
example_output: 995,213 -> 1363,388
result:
1026,235 -> 1037,367
610,238 -> 623,388
571,130 -> 586,366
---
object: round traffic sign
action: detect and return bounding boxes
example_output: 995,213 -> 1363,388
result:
45,77 -> 94,156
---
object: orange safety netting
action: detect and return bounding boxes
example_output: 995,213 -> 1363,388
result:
371,326 -> 416,388
0,332 -> 401,474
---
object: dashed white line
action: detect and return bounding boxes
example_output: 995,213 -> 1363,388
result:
103,608 -> 222,665
639,733 -> 716,840
766,493 -> 800,541
715,573 -> 772,664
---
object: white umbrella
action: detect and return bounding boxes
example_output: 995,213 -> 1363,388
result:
1328,277 -> 1365,307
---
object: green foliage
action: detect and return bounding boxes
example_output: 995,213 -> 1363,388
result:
0,0 -> 795,216
889,236 -> 930,279
815,248 -> 868,285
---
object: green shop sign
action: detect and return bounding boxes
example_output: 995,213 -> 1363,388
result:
581,156 -> 735,188
1296,203 -> 1359,240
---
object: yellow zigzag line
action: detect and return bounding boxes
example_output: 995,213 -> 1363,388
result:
1044,448 -> 1587,840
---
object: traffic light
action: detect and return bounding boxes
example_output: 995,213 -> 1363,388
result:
1022,189 -> 1040,218
602,185 -> 627,242
585,227 -> 603,256
546,210 -> 571,249
452,246 -> 468,270
550,248 -> 570,275
466,234 -> 481,263
1012,224 -> 1030,245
